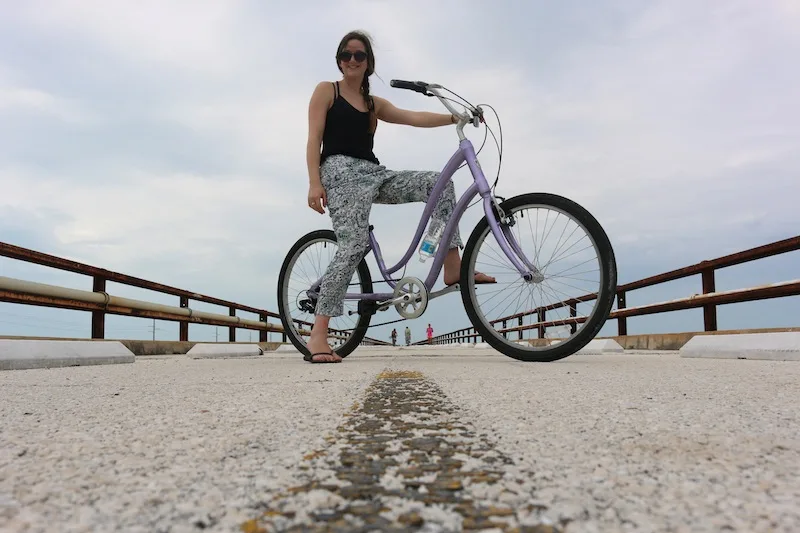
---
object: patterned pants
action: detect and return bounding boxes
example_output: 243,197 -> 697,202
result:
316,155 -> 462,317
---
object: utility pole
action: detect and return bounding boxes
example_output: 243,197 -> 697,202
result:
215,327 -> 219,342
152,319 -> 156,341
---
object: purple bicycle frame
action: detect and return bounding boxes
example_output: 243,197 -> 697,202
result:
336,137 -> 536,303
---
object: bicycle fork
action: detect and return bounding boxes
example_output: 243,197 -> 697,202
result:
485,196 -> 544,283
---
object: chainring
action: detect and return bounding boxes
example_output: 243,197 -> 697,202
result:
393,276 -> 428,319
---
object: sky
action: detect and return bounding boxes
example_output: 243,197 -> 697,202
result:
1,0 -> 798,345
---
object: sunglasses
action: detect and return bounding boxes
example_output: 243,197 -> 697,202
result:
337,50 -> 368,63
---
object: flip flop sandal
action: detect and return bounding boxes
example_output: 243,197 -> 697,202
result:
303,351 -> 341,363
446,271 -> 497,287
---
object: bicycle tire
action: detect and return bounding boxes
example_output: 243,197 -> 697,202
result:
277,229 -> 373,358
461,192 -> 617,362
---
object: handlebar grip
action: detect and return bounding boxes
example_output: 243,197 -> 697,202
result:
390,79 -> 429,94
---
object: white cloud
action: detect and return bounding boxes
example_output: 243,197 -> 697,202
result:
158,91 -> 311,174
0,166 -> 299,272
0,80 -> 95,124
11,0 -> 256,77
1,0 -> 798,340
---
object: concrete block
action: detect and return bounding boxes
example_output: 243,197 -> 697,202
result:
274,344 -> 299,352
186,343 -> 263,359
577,339 -> 625,354
680,332 -> 800,361
0,339 -> 135,371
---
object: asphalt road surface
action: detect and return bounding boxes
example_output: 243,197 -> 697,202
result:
1,346 -> 798,532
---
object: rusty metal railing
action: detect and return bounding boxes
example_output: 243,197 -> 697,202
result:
426,235 -> 800,345
0,242 -> 389,346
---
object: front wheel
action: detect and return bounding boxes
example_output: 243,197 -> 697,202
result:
277,229 -> 373,358
461,193 -> 617,362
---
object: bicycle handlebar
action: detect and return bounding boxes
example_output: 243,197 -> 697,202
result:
389,79 -> 429,94
390,79 -> 482,137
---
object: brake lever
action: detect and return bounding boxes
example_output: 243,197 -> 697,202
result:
470,106 -> 485,128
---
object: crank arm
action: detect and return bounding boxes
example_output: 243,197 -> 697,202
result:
346,296 -> 416,316
346,284 -> 460,316
428,283 -> 460,300
380,293 -> 421,308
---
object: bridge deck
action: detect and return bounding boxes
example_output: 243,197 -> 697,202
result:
1,347 -> 798,532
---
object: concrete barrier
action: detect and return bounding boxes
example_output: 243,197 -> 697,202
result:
0,339 -> 135,370
577,339 -> 625,354
186,343 -> 263,359
274,344 -> 299,353
608,327 -> 800,351
680,332 -> 800,361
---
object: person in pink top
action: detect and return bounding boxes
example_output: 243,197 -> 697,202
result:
426,324 -> 434,344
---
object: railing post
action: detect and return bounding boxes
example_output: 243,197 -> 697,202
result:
518,316 -> 523,340
702,268 -> 718,331
228,307 -> 236,342
502,320 -> 507,339
91,276 -> 106,339
538,309 -> 545,338
259,313 -> 268,343
617,291 -> 627,336
569,304 -> 577,334
179,296 -> 189,341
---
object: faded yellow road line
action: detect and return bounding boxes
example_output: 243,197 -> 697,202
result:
242,368 -> 561,532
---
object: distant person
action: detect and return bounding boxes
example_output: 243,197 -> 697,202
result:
405,326 -> 411,346
303,30 -> 495,364
426,323 -> 434,344
391,328 -> 397,346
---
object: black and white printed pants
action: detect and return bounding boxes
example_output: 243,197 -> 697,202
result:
315,155 -> 462,317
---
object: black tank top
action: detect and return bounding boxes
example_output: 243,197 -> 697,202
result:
320,82 -> 379,165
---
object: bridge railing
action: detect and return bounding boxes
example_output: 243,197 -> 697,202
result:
426,235 -> 800,345
0,242 -> 389,346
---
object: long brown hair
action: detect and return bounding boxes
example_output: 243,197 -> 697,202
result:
336,30 -> 377,133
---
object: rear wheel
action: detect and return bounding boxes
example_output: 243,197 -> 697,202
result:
461,193 -> 617,362
277,229 -> 373,358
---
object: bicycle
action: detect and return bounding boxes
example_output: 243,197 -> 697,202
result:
277,79 -> 618,362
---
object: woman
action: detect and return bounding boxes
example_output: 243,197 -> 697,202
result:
305,30 -> 495,363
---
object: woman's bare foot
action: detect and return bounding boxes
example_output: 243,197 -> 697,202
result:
442,248 -> 497,286
306,337 -> 341,363
307,314 -> 341,363
443,271 -> 497,286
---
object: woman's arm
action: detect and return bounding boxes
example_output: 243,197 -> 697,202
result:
307,82 -> 332,186
374,95 -> 455,128
306,82 -> 333,214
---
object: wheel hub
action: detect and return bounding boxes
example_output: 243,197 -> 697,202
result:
393,276 -> 428,319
